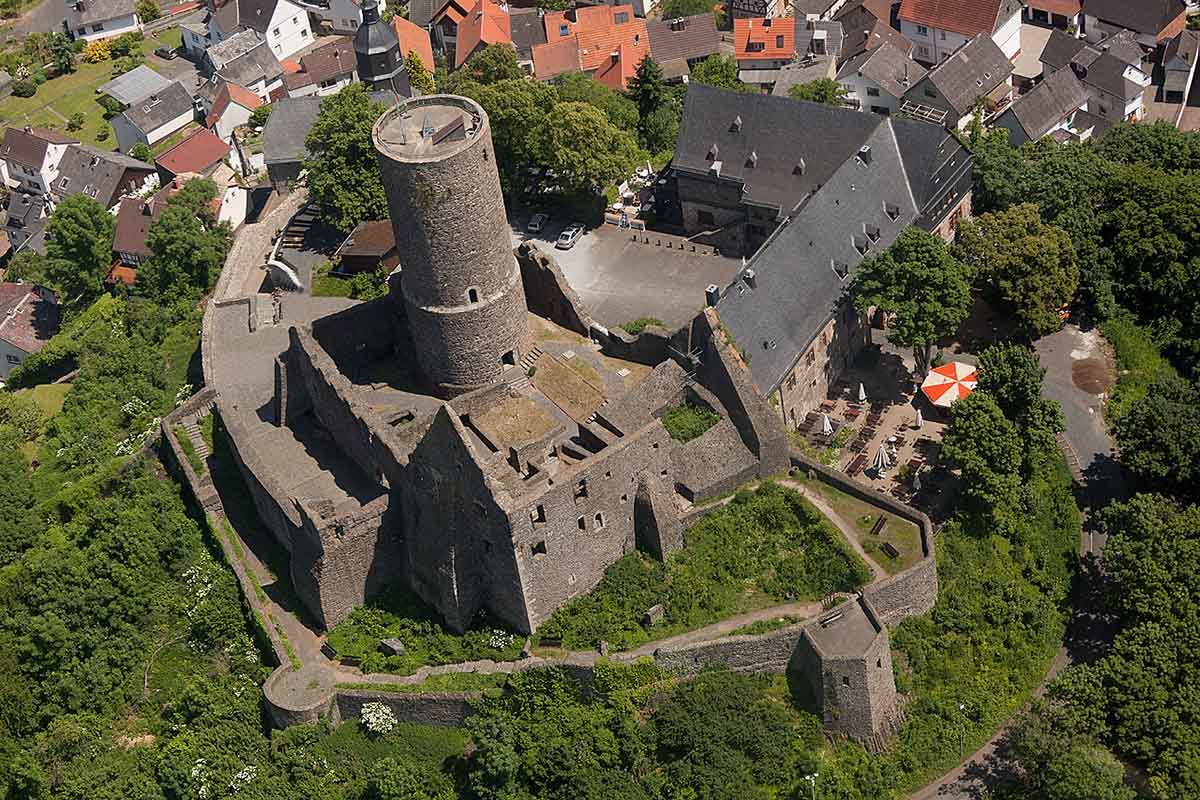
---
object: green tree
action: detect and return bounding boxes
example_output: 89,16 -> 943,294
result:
554,71 -> 638,132
128,141 -> 153,164
0,426 -> 36,565
248,102 -> 272,128
456,77 -> 558,191
850,227 -> 972,378
304,84 -> 388,232
1009,703 -> 1135,800
44,194 -> 115,309
639,98 -> 681,154
628,55 -> 666,126
135,0 -> 161,22
789,78 -> 849,106
659,0 -> 715,19
405,50 -> 436,95
1113,375 -> 1200,496
368,757 -> 446,799
140,179 -> 231,300
442,43 -> 522,91
954,203 -> 1079,337
529,101 -> 644,195
48,32 -> 75,75
65,112 -> 85,131
976,343 -> 1064,474
688,55 -> 752,92
941,391 -> 1023,528
4,251 -> 48,286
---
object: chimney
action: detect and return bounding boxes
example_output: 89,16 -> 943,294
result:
705,284 -> 721,306
707,142 -> 719,159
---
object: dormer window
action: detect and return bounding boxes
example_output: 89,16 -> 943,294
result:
832,259 -> 849,279
707,142 -> 719,160
864,223 -> 880,243
745,150 -> 757,168
730,114 -> 742,132
614,10 -> 628,22
884,201 -> 900,221
852,233 -> 869,255
793,158 -> 806,175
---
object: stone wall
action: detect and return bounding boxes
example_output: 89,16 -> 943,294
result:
263,667 -> 331,728
160,388 -> 220,514
332,689 -> 478,728
516,242 -> 594,337
789,450 -> 938,625
773,306 -> 870,431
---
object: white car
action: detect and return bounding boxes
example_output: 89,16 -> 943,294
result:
556,223 -> 584,249
527,213 -> 549,233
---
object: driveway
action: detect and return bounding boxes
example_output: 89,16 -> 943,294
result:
512,217 -> 742,331
1013,24 -> 1051,82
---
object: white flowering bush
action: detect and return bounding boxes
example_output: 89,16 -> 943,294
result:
360,701 -> 398,736
488,630 -> 516,650
174,383 -> 194,407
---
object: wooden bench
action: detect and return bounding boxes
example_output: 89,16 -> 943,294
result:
881,542 -> 901,559
869,514 -> 887,537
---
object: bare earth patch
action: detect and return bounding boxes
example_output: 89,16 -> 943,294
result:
473,396 -> 559,449
531,355 -> 605,422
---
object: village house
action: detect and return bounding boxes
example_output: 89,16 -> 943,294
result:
292,0 -> 387,35
1024,0 -> 1084,34
155,128 -> 232,184
2,193 -> 48,256
51,145 -> 157,211
835,0 -> 913,62
645,13 -> 722,83
205,80 -> 264,139
837,39 -> 925,114
393,13 -> 435,72
993,65 -> 1095,145
0,127 -> 77,195
508,6 -> 544,73
898,0 -> 1022,65
283,35 -> 358,96
532,5 -> 649,91
0,283 -> 59,382
1082,0 -> 1186,48
1040,28 -> 1150,124
201,29 -> 287,101
900,34 -> 1014,130
183,0 -> 313,61
66,0 -> 141,42
432,0 -> 510,70
112,81 -> 197,154
1161,29 -> 1200,105
333,219 -> 399,274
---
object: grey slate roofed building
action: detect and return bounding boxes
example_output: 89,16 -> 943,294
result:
796,18 -> 843,59
1041,28 -> 1142,72
710,104 -> 971,393
116,81 -> 195,137
835,0 -> 910,60
993,66 -> 1089,144
673,82 -> 881,217
510,7 -> 547,63
98,65 -> 173,106
238,0 -> 282,33
407,0 -> 439,27
209,32 -> 284,89
1084,0 -> 1185,38
646,14 -> 722,71
264,91 -> 393,187
770,56 -> 838,96
837,39 -> 925,99
68,0 -> 136,28
1163,29 -> 1200,98
206,29 -> 267,71
52,145 -> 155,208
903,34 -> 1012,120
1084,52 -> 1147,102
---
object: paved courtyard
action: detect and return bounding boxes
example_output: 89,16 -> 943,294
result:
512,218 -> 743,331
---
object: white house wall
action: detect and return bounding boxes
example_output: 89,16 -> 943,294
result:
266,0 -> 313,60
73,12 -> 140,41
146,109 -> 196,146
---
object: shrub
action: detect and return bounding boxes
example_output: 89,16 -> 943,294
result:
128,142 -> 153,164
109,30 -> 143,58
135,0 -> 161,22
96,123 -> 111,142
11,79 -> 35,97
621,316 -> 664,335
661,402 -> 719,443
66,112 -> 85,131
248,102 -> 272,128
82,39 -> 111,63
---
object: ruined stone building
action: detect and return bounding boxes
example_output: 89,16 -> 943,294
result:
241,94 -> 787,636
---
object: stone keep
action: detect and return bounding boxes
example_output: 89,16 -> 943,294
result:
373,95 -> 529,395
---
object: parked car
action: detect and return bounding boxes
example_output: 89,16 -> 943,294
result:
154,46 -> 178,60
527,212 -> 548,233
556,223 -> 584,249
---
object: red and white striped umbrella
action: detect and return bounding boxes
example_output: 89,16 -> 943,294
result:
921,361 -> 978,408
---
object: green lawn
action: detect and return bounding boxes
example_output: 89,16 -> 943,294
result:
0,31 -> 183,150
794,475 -> 924,575
14,382 -> 72,418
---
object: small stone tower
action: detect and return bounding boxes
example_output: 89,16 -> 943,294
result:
354,0 -> 411,97
373,95 -> 529,395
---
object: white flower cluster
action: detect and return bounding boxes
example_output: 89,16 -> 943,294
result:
122,396 -> 151,419
182,564 -> 215,619
191,758 -> 211,800
174,384 -> 194,408
229,765 -> 257,792
114,417 -> 161,456
360,701 -> 398,736
489,630 -> 516,649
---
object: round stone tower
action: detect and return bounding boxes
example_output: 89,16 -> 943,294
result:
373,95 -> 528,395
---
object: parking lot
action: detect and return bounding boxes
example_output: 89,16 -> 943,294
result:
512,216 -> 742,331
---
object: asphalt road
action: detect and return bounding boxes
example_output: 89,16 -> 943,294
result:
2,0 -> 65,40
909,325 -> 1125,800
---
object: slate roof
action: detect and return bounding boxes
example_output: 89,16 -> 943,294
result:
53,145 -> 154,207
898,0 -> 1022,38
646,13 -> 720,66
0,284 -> 59,356
702,87 -> 971,391
916,34 -> 1013,117
674,82 -> 881,216
394,13 -> 436,70
5,192 -> 45,228
1163,29 -> 1200,92
207,28 -> 265,69
99,65 -> 173,106
794,0 -> 841,16
214,33 -> 284,87
1041,27 -> 1141,70
239,0 -> 284,34
117,80 -> 195,135
407,0 -> 439,27
1083,0 -> 1185,36
262,95 -> 322,165
1084,51 -> 1147,101
0,127 -> 77,170
835,0 -> 912,60
112,195 -> 165,259
155,128 -> 231,176
68,0 -> 135,27
770,56 -> 836,95
1001,66 -> 1088,140
837,39 -> 925,98
211,0 -> 240,35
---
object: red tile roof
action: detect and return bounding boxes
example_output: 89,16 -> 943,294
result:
105,263 -> 138,286
1029,0 -> 1081,15
0,283 -> 59,356
898,0 -> 1005,39
454,0 -> 512,68
155,128 -> 231,177
533,4 -> 646,89
734,17 -> 795,62
394,14 -> 435,72
205,80 -> 263,128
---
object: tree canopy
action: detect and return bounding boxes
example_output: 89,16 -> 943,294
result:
529,101 -> 645,194
139,179 -> 231,302
789,78 -> 849,106
850,227 -> 972,377
44,194 -> 115,312
954,203 -> 1079,338
688,55 -> 754,92
304,84 -> 389,232
405,50 -> 436,95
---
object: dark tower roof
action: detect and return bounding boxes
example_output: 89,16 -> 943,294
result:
354,0 -> 413,96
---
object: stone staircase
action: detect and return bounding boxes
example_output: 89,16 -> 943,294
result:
181,418 -> 211,462
508,346 -> 546,391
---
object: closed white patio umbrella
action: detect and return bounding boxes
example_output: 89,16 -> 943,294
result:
821,413 -> 834,436
858,382 -> 867,403
872,443 -> 892,474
